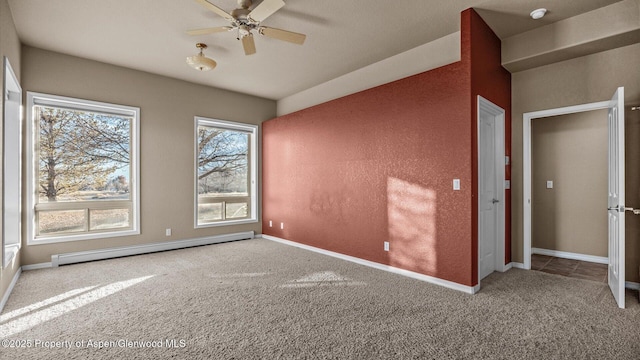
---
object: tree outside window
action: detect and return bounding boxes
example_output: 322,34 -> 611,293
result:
195,118 -> 257,226
27,92 -> 139,243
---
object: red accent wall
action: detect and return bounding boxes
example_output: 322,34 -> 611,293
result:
467,10 -> 513,282
262,9 -> 511,287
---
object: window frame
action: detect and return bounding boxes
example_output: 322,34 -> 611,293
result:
3,57 -> 22,266
194,116 -> 258,228
26,92 -> 140,245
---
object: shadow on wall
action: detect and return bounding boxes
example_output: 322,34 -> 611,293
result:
387,177 -> 437,273
626,106 -> 640,280
531,121 -> 559,250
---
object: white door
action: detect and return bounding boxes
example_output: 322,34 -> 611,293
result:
607,87 -> 625,309
479,109 -> 498,280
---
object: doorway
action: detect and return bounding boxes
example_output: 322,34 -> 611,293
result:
530,110 -> 608,262
477,96 -> 506,283
523,88 -> 626,308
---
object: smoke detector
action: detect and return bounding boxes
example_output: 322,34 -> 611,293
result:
530,8 -> 547,20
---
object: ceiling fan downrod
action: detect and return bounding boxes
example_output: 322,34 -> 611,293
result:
238,0 -> 252,9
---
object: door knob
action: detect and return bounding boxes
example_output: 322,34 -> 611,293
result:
492,198 -> 499,204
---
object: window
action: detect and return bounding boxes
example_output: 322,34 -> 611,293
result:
195,117 -> 257,227
26,92 -> 140,244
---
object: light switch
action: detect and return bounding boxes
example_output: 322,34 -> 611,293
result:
546,181 -> 553,189
505,180 -> 511,189
453,179 -> 460,190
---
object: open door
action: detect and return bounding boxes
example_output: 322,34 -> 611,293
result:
607,87 -> 625,309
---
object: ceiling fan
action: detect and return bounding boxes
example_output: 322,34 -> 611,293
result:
188,0 -> 306,55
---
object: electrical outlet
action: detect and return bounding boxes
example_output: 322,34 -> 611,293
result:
165,228 -> 172,236
453,179 -> 460,190
280,222 -> 284,230
384,241 -> 389,251
269,220 -> 272,227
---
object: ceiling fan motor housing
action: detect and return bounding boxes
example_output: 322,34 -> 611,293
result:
231,8 -> 251,20
230,7 -> 259,38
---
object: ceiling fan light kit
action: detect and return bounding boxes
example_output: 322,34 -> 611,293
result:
186,43 -> 217,71
188,0 -> 306,56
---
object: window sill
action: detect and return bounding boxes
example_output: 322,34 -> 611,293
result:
195,218 -> 258,229
28,229 -> 140,245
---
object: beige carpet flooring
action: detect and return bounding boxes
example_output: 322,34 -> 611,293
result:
1,238 -> 639,359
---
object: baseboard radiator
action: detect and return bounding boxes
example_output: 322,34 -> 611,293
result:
51,231 -> 255,267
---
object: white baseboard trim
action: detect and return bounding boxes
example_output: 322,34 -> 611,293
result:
510,262 -> 525,269
0,267 -> 22,314
51,231 -> 255,267
22,262 -> 53,270
626,281 -> 640,290
532,248 -> 608,264
261,234 -> 479,294
501,262 -> 513,272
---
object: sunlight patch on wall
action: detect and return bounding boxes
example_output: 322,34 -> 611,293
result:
387,177 -> 437,273
0,275 -> 153,338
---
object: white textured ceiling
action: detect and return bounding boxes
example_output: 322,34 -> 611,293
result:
7,0 -> 622,100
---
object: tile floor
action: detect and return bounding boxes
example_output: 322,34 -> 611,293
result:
531,254 -> 608,283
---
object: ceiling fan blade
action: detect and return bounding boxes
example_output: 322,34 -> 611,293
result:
248,0 -> 285,22
259,26 -> 306,45
187,26 -> 232,36
194,0 -> 234,22
242,35 -> 257,55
